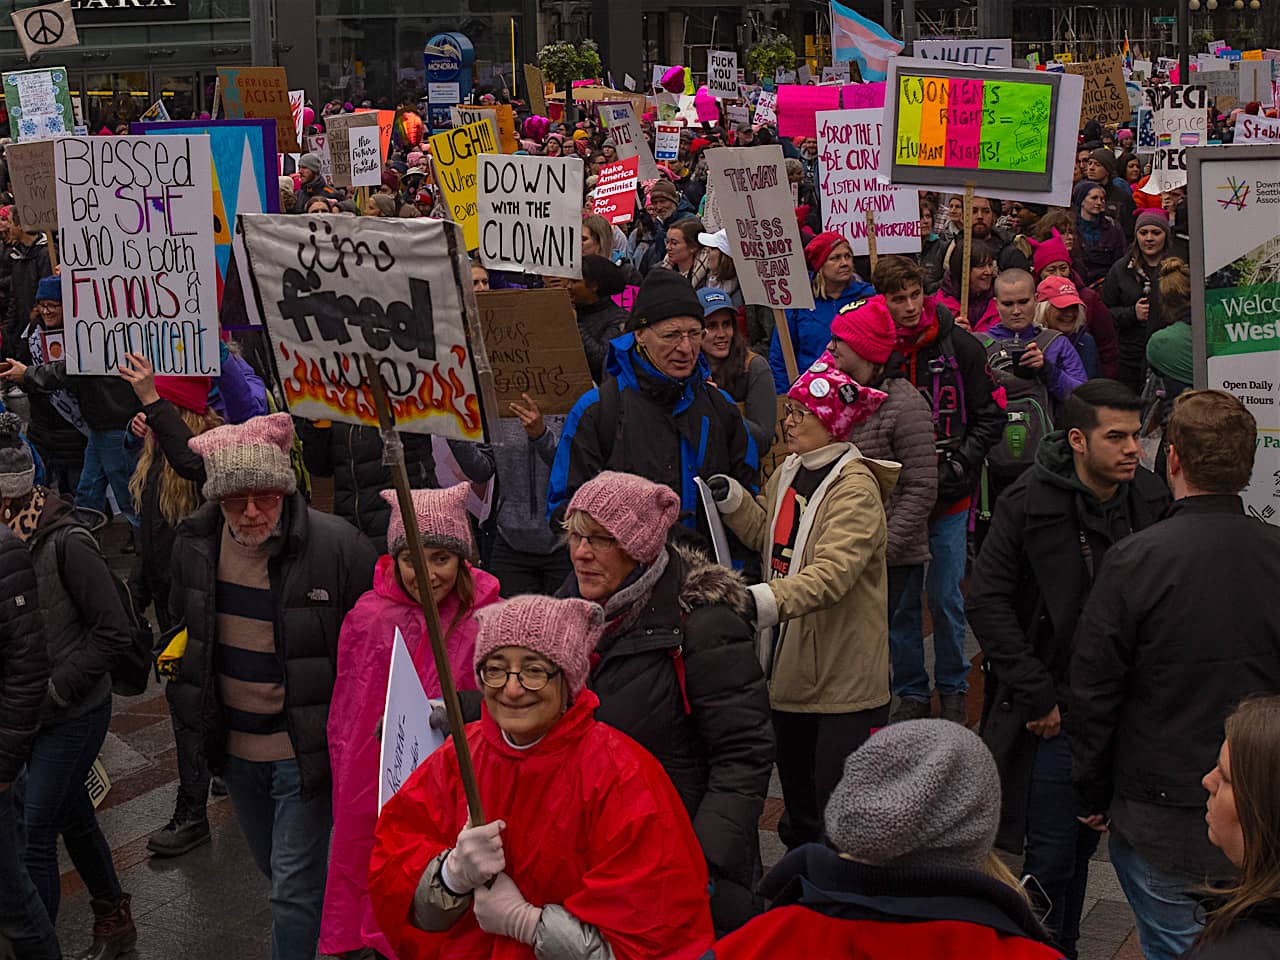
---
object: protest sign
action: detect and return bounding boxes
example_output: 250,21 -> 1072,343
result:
753,91 -> 778,124
349,126 -> 382,188
880,58 -> 1083,206
1233,112 -> 1280,143
326,111 -> 379,188
524,63 -> 547,116
912,38 -> 1012,67
624,73 -> 636,91
452,105 -> 505,154
289,89 -> 305,149
6,140 -> 57,233
1064,56 -> 1130,126
54,136 -> 220,377
306,133 -> 332,179
476,288 -> 594,413
3,67 -> 75,141
707,145 -> 815,311
822,63 -> 852,82
1136,106 -> 1156,153
139,99 -> 171,123
430,119 -> 499,252
11,2 -> 79,60
1141,85 -> 1209,194
776,82 -> 885,138
726,104 -> 750,125
240,214 -> 490,440
1240,60 -> 1273,104
1197,69 -> 1238,102
598,102 -> 659,180
816,108 -> 920,256
708,50 -> 739,99
1188,143 -> 1280,524
477,154 -> 583,279
654,121 -> 682,161
216,66 -> 299,153
378,628 -> 443,811
592,156 -> 639,225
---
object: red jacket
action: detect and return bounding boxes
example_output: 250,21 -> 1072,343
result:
369,690 -> 715,960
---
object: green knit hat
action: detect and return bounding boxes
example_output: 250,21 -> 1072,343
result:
1146,322 -> 1193,384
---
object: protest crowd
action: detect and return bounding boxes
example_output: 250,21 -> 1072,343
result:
1,16 -> 1280,960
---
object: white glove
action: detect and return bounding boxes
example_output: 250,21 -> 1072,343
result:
442,819 -> 506,893
473,871 -> 542,945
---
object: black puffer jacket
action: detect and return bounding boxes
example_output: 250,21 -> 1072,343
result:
167,494 -> 377,799
559,543 -> 775,935
22,362 -> 140,432
1101,253 -> 1167,393
574,297 -> 629,384
5,235 -> 50,362
0,524 -> 49,782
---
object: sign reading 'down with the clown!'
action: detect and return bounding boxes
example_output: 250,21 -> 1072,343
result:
55,136 -> 221,377
239,214 -> 487,442
477,154 -> 583,279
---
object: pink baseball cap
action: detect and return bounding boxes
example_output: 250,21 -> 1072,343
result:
1036,276 -> 1084,310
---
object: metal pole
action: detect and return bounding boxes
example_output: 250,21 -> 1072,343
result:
1177,0 -> 1189,81
903,0 -> 916,42
884,0 -> 894,34
251,0 -> 274,67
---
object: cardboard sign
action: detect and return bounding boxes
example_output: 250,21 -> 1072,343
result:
3,67 -> 75,141
216,67 -> 299,153
54,136 -> 220,377
524,63 -> 548,117
477,154 -> 583,279
1232,112 -> 1280,143
654,121 -> 682,161
11,2 -> 79,60
6,140 -> 58,232
1141,85 -> 1208,193
912,38 -> 1012,67
241,213 -> 489,440
1064,56 -> 1130,126
430,119 -> 500,252
592,157 -> 639,225
1240,60 -> 1273,104
326,112 -> 379,188
349,126 -> 382,188
816,108 -> 920,256
476,288 -> 593,414
139,99 -> 170,123
707,145 -> 815,311
708,50 -> 739,100
378,628 -> 443,811
598,102 -> 659,180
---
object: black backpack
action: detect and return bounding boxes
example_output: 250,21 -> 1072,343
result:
57,527 -> 155,697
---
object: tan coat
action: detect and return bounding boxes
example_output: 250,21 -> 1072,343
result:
718,443 -> 900,714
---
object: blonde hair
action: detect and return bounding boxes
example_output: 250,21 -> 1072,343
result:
1034,299 -> 1085,334
129,406 -> 224,525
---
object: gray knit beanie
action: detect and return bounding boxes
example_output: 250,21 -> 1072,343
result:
298,152 -> 322,174
824,719 -> 1000,871
0,413 -> 35,500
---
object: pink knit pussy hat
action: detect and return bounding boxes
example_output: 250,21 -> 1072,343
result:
566,471 -> 680,565
788,354 -> 889,439
380,483 -> 474,560
473,596 -> 605,697
187,412 -> 297,502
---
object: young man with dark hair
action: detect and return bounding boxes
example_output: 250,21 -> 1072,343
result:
873,255 -> 1004,724
1071,389 -> 1280,960
967,378 -> 1169,958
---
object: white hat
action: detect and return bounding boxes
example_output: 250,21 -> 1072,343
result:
698,228 -> 731,257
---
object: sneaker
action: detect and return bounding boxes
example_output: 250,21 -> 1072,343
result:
889,697 -> 932,724
146,815 -> 210,858
940,692 -> 968,726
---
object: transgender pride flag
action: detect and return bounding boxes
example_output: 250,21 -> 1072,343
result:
830,0 -> 903,82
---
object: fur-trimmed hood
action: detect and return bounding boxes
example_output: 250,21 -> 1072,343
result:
672,543 -> 754,623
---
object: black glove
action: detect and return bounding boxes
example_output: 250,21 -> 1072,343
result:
937,449 -> 975,503
707,475 -> 731,502
428,704 -> 451,737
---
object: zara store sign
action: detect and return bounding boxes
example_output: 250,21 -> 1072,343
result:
68,0 -> 190,23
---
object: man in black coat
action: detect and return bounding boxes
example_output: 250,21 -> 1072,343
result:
0,524 -> 59,959
1071,390 -> 1280,960
967,379 -> 1169,958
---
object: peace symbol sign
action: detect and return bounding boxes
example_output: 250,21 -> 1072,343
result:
22,8 -> 66,47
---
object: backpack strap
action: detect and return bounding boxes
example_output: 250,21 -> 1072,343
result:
1032,328 -> 1061,352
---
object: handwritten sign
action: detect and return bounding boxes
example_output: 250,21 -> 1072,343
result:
708,50 -> 739,100
325,112 -> 378,189
3,67 -> 75,141
753,91 -> 777,124
776,82 -> 885,138
378,628 -> 443,811
707,145 -> 815,311
1233,112 -> 1280,142
477,154 -> 583,279
912,38 -> 1012,67
598,102 -> 659,180
349,126 -> 382,188
1141,85 -> 1208,194
816,108 -> 920,256
429,119 -> 499,252
476,288 -> 593,414
240,213 -> 488,440
305,133 -> 332,179
654,121 -> 682,161
55,135 -> 220,377
592,156 -> 639,225
6,140 -> 58,231
216,67 -> 297,153
1064,57 -> 1130,126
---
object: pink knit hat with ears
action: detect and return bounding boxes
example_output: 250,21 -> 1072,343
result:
473,596 -> 605,697
566,471 -> 679,565
380,483 -> 474,560
787,354 -> 889,439
187,412 -> 297,502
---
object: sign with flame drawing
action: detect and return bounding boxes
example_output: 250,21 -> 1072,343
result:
238,214 -> 489,441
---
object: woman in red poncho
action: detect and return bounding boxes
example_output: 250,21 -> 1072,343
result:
368,594 -> 715,960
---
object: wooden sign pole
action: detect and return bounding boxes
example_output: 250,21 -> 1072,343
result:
44,232 -> 58,272
361,353 -> 486,825
774,308 -> 800,384
959,184 -> 976,327
865,208 -> 878,275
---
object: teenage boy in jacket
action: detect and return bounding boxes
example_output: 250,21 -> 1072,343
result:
872,256 -> 1003,724
966,379 -> 1169,958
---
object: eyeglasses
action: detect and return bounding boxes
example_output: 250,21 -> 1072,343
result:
783,404 -> 809,422
479,663 -> 561,692
36,302 -> 61,312
654,328 -> 705,347
221,492 -> 283,514
568,531 -> 618,553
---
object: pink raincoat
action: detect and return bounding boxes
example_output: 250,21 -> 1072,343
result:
320,554 -> 501,957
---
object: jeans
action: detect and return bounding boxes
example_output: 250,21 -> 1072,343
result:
1022,733 -> 1100,959
166,681 -> 211,817
223,757 -> 332,960
23,701 -> 121,922
889,510 -> 970,701
1108,832 -> 1202,960
488,539 -> 573,597
74,429 -> 138,528
0,781 -> 60,960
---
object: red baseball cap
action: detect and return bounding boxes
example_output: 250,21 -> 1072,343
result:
1036,276 -> 1084,310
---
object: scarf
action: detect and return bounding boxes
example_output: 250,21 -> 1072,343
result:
3,487 -> 46,542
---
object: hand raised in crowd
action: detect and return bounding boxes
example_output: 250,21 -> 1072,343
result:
444,819 -> 506,893
1135,297 -> 1150,323
1019,341 -> 1046,371
1025,704 -> 1061,739
509,393 -> 545,440
128,412 -> 149,439
118,352 -> 160,405
0,359 -> 26,382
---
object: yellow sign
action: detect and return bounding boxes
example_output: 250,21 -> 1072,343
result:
429,120 -> 498,251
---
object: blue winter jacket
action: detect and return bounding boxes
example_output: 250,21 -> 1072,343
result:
768,279 -> 876,392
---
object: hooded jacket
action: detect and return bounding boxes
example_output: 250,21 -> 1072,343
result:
491,415 -> 563,555
369,690 -> 716,960
321,554 -> 501,957
966,432 -> 1169,848
937,273 -> 1000,334
0,523 -> 49,783
547,333 -> 759,528
768,279 -> 876,391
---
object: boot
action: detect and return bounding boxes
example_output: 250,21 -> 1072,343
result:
889,697 -> 932,724
940,692 -> 968,726
77,893 -> 136,960
146,801 -> 210,858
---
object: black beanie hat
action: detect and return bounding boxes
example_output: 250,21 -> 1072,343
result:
581,255 -> 627,300
627,267 -> 703,331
